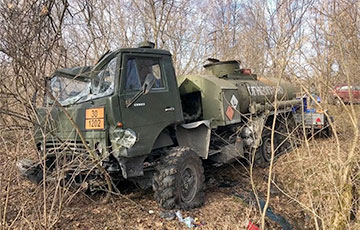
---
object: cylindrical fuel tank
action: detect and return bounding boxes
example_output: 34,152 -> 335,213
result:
234,77 -> 298,114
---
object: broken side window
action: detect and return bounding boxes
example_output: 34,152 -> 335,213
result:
92,56 -> 118,97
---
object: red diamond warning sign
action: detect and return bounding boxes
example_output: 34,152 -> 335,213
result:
226,105 -> 234,120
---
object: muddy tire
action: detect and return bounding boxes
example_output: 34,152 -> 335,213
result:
256,129 -> 282,167
260,130 -> 273,163
153,147 -> 205,210
325,125 -> 333,137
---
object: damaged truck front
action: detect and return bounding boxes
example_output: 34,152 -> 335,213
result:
19,45 -> 183,187
18,42 -> 331,210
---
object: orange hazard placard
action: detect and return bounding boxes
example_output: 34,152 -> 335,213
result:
226,105 -> 234,120
85,107 -> 105,130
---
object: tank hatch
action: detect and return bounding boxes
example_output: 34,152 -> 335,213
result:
203,59 -> 255,79
203,59 -> 240,77
138,41 -> 155,48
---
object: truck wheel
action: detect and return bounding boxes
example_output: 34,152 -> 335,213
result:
257,130 -> 278,166
323,125 -> 333,137
153,147 -> 205,210
261,133 -> 273,162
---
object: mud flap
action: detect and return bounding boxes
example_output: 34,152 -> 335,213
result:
176,120 -> 211,159
209,138 -> 244,163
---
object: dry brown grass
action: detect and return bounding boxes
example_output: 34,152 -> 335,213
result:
273,105 -> 360,229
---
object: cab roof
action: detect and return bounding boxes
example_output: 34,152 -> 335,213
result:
93,47 -> 171,70
53,47 -> 171,79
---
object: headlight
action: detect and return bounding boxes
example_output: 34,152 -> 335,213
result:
37,142 -> 44,152
95,142 -> 103,155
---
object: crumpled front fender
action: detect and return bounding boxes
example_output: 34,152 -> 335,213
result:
16,159 -> 43,184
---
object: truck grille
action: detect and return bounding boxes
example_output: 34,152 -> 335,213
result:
45,140 -> 90,154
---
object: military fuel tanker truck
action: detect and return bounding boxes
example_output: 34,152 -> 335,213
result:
17,42 -> 327,210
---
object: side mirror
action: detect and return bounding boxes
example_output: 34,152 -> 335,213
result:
143,73 -> 156,94
126,73 -> 156,108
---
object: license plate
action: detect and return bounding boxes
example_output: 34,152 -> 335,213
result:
85,107 -> 105,130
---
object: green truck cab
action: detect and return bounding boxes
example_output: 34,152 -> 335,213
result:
35,44 -> 184,175
18,42 -> 323,210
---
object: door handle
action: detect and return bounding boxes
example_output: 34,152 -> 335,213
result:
165,107 -> 175,112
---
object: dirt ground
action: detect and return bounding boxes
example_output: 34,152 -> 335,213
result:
1,105 -> 358,230
1,155 -> 316,230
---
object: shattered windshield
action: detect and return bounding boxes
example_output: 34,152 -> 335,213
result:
49,76 -> 90,106
49,56 -> 118,106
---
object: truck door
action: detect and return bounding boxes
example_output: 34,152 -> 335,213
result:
119,53 -> 182,156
